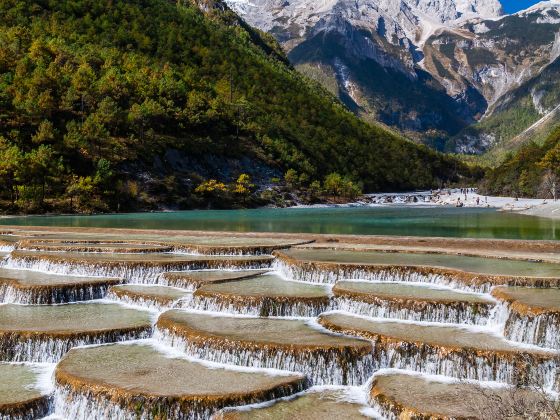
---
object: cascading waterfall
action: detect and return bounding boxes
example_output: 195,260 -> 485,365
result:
53,385 -> 221,420
487,302 -> 560,350
106,290 -> 190,312
4,256 -> 270,284
153,328 -> 374,386
368,342 -> 558,390
2,232 -> 559,419
172,246 -> 284,256
155,274 -> 198,292
188,295 -> 330,317
485,302 -> 511,330
272,260 -> 492,292
53,378 -> 307,420
0,329 -> 153,363
334,297 -> 491,325
503,312 -> 560,350
53,385 -> 230,420
0,283 -> 116,304
0,403 -> 52,420
0,363 -> 54,420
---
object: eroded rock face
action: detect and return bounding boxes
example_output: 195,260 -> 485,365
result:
226,0 -> 560,149
54,343 -> 307,420
155,311 -> 374,385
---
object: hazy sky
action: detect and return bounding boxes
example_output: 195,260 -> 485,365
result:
501,0 -> 542,13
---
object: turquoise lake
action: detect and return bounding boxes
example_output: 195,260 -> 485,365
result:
1,206 -> 559,240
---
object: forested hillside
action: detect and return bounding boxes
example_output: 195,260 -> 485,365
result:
481,126 -> 560,199
0,0 -> 476,213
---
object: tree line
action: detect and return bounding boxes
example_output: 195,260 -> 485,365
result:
0,0 -> 479,213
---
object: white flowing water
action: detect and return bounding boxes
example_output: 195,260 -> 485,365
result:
334,297 -> 491,325
153,328 -> 374,386
272,260 -> 491,292
503,313 -> 560,350
5,257 -> 270,284
1,330 -> 153,363
1,241 -> 559,418
189,296 -> 329,317
0,283 -> 113,305
370,342 -> 558,390
487,302 -> 560,350
53,385 -> 217,420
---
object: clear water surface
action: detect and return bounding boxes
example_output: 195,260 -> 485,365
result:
1,206 -> 559,240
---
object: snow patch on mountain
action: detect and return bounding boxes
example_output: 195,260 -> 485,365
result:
225,0 -> 503,51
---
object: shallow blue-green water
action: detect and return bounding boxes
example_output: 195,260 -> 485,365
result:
1,206 -> 559,240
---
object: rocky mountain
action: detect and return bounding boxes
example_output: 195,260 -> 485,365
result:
226,0 -> 560,153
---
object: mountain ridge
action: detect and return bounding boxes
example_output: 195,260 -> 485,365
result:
227,0 -> 560,154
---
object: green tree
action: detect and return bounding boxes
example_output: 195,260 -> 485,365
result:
0,138 -> 22,205
284,169 -> 299,188
323,172 -> 345,196
31,120 -> 56,144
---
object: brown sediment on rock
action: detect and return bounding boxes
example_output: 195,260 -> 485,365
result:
0,363 -> 51,419
157,310 -> 371,354
0,268 -> 123,304
7,251 -> 273,282
298,235 -> 560,264
334,281 -> 493,305
4,226 -> 559,258
333,281 -> 494,323
192,274 -> 330,316
491,286 -> 560,317
17,238 -> 173,253
0,239 -> 14,250
0,234 -> 30,248
15,231 -> 312,255
318,312 -> 558,385
279,249 -> 560,278
368,370 -> 545,420
54,343 -> 307,419
214,388 -> 371,419
108,284 -> 190,308
274,251 -> 560,292
159,269 -> 270,290
163,237 -> 312,255
318,312 -> 554,361
156,311 -> 373,385
0,303 -> 152,362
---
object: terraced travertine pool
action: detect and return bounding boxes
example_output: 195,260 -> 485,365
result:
281,248 -> 560,278
0,227 -> 558,419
